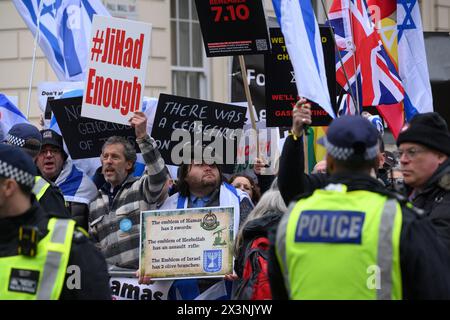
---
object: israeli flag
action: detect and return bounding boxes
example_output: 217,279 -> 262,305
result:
272,0 -> 335,118
55,158 -> 98,205
0,94 -> 30,140
13,0 -> 110,81
397,0 -> 433,120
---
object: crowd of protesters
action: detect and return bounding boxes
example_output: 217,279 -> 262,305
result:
1,98 -> 450,300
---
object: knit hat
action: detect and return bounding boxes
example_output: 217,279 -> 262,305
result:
6,123 -> 42,158
396,112 -> 450,156
0,143 -> 36,189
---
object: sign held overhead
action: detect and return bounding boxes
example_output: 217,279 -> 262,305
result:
82,16 -> 152,125
194,0 -> 271,57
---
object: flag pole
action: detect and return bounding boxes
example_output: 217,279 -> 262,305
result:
347,4 -> 361,114
303,130 -> 310,174
26,1 -> 44,120
319,0 -> 358,112
238,55 -> 260,159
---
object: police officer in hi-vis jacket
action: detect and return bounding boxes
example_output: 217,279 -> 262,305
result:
0,144 -> 111,300
269,115 -> 450,300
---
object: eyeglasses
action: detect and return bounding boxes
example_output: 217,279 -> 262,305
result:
397,147 -> 427,160
39,147 -> 61,156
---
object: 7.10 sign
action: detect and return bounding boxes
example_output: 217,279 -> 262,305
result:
195,0 -> 271,57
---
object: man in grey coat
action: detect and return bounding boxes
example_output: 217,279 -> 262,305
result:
89,111 -> 168,269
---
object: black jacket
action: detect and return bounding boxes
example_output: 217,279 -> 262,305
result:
234,212 -> 282,278
277,135 -> 327,205
408,158 -> 450,252
269,173 -> 450,300
0,198 -> 112,300
277,135 -> 399,205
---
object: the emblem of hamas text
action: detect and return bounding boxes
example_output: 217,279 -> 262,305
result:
200,212 -> 219,231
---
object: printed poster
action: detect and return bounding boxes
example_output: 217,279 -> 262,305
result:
140,206 -> 234,280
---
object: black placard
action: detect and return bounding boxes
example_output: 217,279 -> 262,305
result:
50,97 -> 140,159
194,0 -> 270,57
265,27 -> 337,127
151,94 -> 246,173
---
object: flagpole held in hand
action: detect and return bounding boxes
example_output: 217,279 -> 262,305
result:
238,55 -> 259,159
319,0 -> 358,111
26,1 -> 44,120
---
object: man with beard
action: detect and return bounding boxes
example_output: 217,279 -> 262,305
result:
161,159 -> 253,225
89,111 -> 168,270
158,152 -> 254,300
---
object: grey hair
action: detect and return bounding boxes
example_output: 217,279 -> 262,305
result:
234,190 -> 287,258
101,136 -> 137,173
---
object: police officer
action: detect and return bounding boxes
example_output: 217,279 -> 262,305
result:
278,99 -> 398,206
0,144 -> 111,299
269,115 -> 450,300
5,123 -> 69,217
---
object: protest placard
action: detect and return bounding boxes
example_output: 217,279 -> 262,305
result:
194,0 -> 270,57
110,277 -> 173,300
151,94 -> 246,172
265,27 -> 336,128
50,96 -> 140,159
140,207 -> 234,280
38,81 -> 84,119
233,121 -> 280,175
82,16 -> 151,125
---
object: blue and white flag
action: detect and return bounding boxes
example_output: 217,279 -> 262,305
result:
13,0 -> 110,81
397,0 -> 433,120
55,158 -> 98,204
272,0 -> 335,118
0,94 -> 30,140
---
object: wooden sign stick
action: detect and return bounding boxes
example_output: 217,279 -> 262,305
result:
238,55 -> 259,159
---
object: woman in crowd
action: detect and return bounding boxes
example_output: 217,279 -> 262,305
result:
229,174 -> 261,205
231,189 -> 287,299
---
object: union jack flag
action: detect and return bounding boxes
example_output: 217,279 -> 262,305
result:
328,0 -> 404,113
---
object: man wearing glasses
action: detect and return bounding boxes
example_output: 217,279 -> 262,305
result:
397,112 -> 450,251
35,129 -> 97,230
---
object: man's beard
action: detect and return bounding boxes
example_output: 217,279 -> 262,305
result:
201,176 -> 219,188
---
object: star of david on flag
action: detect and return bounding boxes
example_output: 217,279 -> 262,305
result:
13,0 -> 110,81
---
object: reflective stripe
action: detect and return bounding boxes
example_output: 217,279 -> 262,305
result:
38,219 -> 74,300
276,202 -> 297,297
37,251 -> 63,300
377,199 -> 397,300
33,176 -> 51,201
51,219 -> 70,244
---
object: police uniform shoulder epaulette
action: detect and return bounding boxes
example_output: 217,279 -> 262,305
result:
72,227 -> 90,243
403,202 -> 426,217
380,190 -> 426,216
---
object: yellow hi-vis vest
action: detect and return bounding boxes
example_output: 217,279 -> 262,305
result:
276,184 -> 403,300
0,218 -> 75,300
33,176 -> 51,202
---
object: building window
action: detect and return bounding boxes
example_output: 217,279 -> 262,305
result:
170,0 -> 209,99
